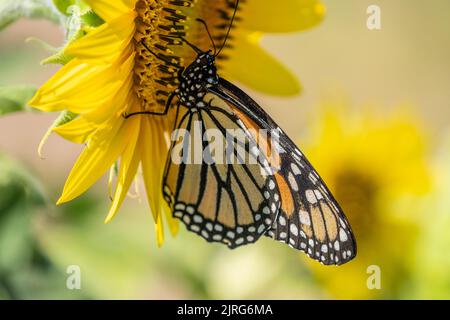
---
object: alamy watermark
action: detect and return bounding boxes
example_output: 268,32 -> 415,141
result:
66,265 -> 81,290
367,5 -> 382,30
170,121 -> 284,175
366,265 -> 382,290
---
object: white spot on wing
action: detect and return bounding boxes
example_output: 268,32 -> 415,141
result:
174,211 -> 183,218
268,180 -> 276,190
290,224 -> 299,236
186,206 -> 195,214
257,224 -> 266,234
334,241 -> 340,251
175,203 -> 185,210
339,228 -> 348,242
305,190 -> 317,204
288,172 -> 299,191
271,203 -> 277,213
299,210 -> 311,226
183,215 -> 191,224
291,163 -> 301,175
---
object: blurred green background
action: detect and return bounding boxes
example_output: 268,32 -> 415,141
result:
0,0 -> 449,299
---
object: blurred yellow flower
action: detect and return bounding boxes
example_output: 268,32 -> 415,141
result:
411,131 -> 450,299
28,0 -> 324,246
215,0 -> 325,95
301,102 -> 431,299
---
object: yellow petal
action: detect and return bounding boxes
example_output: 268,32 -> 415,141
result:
66,10 -> 136,62
83,0 -> 131,22
221,32 -> 301,96
29,49 -> 134,115
53,117 -> 97,144
29,59 -> 115,112
140,116 -> 170,221
164,202 -> 179,237
57,116 -> 134,204
155,214 -> 165,247
122,0 -> 137,9
140,115 -> 180,242
241,0 -> 325,33
83,52 -> 135,123
104,117 -> 141,223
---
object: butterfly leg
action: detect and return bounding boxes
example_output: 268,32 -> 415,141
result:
123,92 -> 176,118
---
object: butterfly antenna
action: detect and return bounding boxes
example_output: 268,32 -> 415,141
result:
163,34 -> 204,54
216,0 -> 240,57
196,18 -> 217,55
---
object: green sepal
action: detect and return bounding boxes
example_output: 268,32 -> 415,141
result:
0,0 -> 62,31
0,86 -> 36,116
38,111 -> 78,158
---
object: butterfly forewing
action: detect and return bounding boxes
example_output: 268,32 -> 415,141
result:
269,149 -> 356,265
209,78 -> 357,265
162,94 -> 280,248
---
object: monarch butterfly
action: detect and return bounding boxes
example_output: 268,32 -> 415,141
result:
126,0 -> 356,265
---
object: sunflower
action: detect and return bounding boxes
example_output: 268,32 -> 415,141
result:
29,0 -> 324,245
301,102 -> 431,299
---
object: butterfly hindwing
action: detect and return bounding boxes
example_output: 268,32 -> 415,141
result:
210,78 -> 357,265
162,93 -> 280,248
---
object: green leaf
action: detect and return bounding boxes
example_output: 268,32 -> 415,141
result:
0,0 -> 63,31
38,110 -> 78,157
81,10 -> 104,27
0,86 -> 36,116
0,202 -> 33,273
0,154 -> 47,209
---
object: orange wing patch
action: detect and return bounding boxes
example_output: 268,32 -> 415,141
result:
321,202 -> 339,241
231,106 -> 281,169
274,173 -> 295,217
